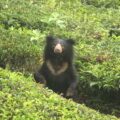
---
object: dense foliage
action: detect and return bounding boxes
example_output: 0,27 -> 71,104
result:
0,68 -> 118,120
0,0 -> 120,90
0,0 -> 120,118
81,0 -> 120,8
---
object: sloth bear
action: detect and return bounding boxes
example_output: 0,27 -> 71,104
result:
34,36 -> 78,98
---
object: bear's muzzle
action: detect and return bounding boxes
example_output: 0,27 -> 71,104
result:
54,44 -> 62,54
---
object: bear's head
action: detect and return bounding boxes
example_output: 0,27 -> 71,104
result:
44,36 -> 75,63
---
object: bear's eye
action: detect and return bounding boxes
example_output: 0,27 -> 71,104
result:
61,45 -> 64,50
52,43 -> 57,49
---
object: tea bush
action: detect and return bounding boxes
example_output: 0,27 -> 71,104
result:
0,0 -> 120,92
0,68 -> 118,120
80,0 -> 120,8
0,25 -> 45,71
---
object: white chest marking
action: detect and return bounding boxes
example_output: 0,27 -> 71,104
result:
46,60 -> 68,75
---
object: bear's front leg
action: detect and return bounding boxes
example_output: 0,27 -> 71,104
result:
66,66 -> 78,98
66,82 -> 77,98
34,71 -> 46,85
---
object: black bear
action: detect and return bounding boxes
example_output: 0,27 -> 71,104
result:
34,35 -> 78,98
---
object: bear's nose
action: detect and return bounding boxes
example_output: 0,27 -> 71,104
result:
54,44 -> 62,54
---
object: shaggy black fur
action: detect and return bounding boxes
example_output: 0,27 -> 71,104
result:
34,36 -> 78,98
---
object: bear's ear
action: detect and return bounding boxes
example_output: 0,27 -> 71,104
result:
66,39 -> 75,45
46,35 -> 54,42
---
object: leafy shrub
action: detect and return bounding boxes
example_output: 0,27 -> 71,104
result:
80,0 -> 120,8
0,0 -> 120,91
0,25 -> 45,71
75,36 -> 120,90
0,68 -> 118,120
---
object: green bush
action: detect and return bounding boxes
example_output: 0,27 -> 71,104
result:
0,0 -> 67,30
0,25 -> 45,71
75,36 -> 120,90
0,0 -> 120,90
0,68 -> 118,120
80,0 -> 120,8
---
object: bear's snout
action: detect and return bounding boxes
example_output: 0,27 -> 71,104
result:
54,44 -> 62,54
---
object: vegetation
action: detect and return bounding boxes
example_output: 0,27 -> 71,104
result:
0,68 -> 118,120
0,0 -> 120,118
81,0 -> 120,8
